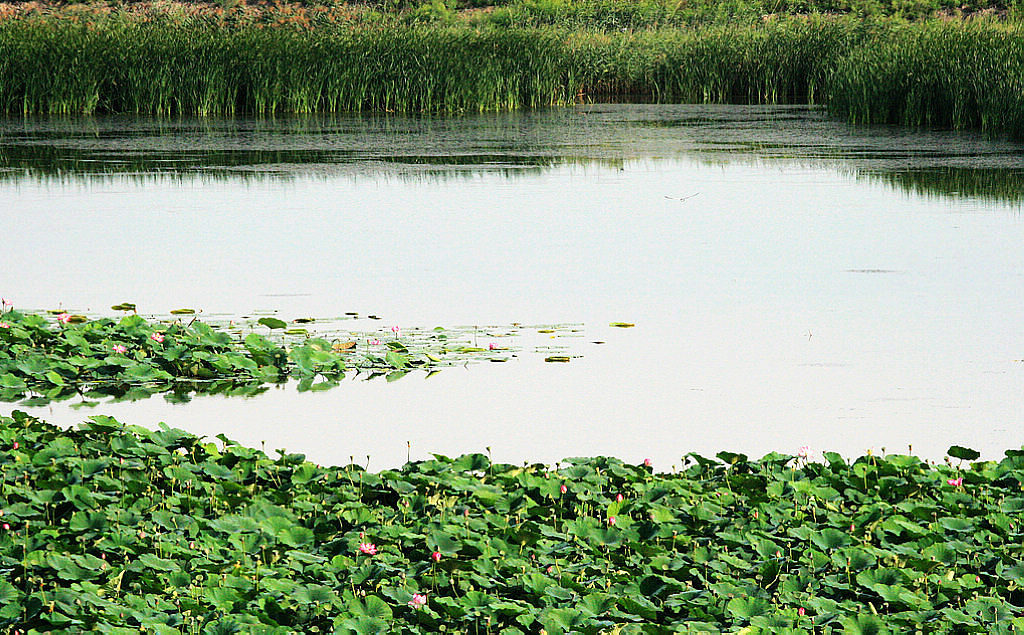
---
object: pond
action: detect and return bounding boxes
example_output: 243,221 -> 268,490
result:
2,104 -> 1023,468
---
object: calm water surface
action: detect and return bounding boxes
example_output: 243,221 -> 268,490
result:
2,104 -> 1023,467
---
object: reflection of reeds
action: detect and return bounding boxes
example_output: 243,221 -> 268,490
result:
3,109 -> 1023,203
868,167 -> 1024,203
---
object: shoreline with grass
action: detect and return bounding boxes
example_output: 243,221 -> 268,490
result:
0,1 -> 1022,136
1,409 -> 1021,631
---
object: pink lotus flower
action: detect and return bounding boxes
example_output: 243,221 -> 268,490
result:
489,343 -> 498,350
560,484 -> 567,494
391,326 -> 400,336
408,593 -> 427,608
431,551 -> 442,562
150,332 -> 164,343
607,516 -> 616,526
12,442 -> 17,450
797,446 -> 812,460
947,477 -> 964,487
547,565 -> 554,574
112,344 -> 128,354
798,607 -> 806,617
368,338 -> 381,346
615,493 -> 623,502
2,523 -> 9,530
358,543 -> 377,555
643,458 -> 652,467
57,313 -> 71,324
1,297 -> 10,308
0,322 -> 9,329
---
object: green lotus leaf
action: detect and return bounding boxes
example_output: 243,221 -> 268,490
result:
809,528 -> 851,551
278,526 -> 315,548
337,616 -> 389,635
998,561 -> 1024,582
257,317 -> 287,330
135,553 -> 180,573
947,446 -> 980,461
427,531 -> 462,556
936,517 -> 973,532
0,373 -> 27,390
538,607 -> 588,633
841,613 -> 888,635
348,595 -> 393,621
1000,497 -> 1024,512
453,453 -> 490,472
726,596 -> 771,620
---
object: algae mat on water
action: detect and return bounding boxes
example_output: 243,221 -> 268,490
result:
1,411 -> 1023,632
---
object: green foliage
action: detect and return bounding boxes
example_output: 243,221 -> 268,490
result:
0,309 -> 511,405
0,11 -> 1022,136
0,19 -> 580,115
3,412 -> 1024,630
825,19 -> 1024,137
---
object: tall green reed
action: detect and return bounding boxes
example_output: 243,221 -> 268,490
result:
826,20 -> 1024,136
0,14 -> 1022,137
0,19 -> 583,115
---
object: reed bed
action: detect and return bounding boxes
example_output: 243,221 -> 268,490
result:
826,21 -> 1024,136
0,21 -> 582,114
0,17 -> 852,115
0,15 -> 1022,136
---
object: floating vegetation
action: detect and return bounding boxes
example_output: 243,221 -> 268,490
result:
1,411 -> 1022,631
0,308 -> 583,406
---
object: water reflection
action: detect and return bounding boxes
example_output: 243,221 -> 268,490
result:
869,168 -> 1024,204
3,104 -> 1024,467
2,105 -> 1023,203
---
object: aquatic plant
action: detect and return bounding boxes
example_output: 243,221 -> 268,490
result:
0,20 -> 581,115
0,308 -> 577,406
826,20 -> 1024,136
0,12 -> 1021,135
1,411 -> 1023,631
